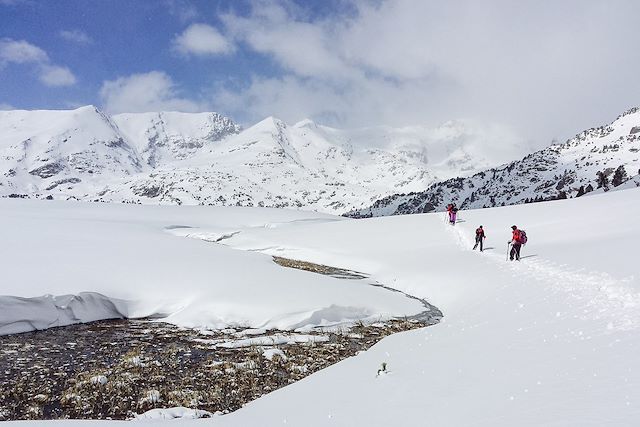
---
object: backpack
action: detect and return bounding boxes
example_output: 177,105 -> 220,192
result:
518,230 -> 528,244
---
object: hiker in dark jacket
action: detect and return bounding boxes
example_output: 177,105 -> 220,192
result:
446,203 -> 458,225
473,225 -> 485,251
509,225 -> 523,261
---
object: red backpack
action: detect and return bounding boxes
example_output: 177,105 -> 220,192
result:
518,230 -> 528,244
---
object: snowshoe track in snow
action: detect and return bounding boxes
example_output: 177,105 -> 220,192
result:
446,213 -> 639,331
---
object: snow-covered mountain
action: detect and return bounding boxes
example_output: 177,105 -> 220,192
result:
349,107 -> 640,217
0,106 -> 142,195
112,111 -> 241,167
0,106 -> 523,213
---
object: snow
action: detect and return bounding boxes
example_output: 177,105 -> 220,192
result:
0,106 -> 528,213
216,334 -> 330,348
0,200 -> 423,335
134,407 -> 214,420
89,375 -> 108,386
2,187 -> 640,425
185,187 -> 637,426
261,348 -> 287,361
111,111 -> 240,167
356,107 -> 640,216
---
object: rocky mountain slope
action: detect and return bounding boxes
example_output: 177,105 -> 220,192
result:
348,108 -> 640,217
0,106 -> 522,213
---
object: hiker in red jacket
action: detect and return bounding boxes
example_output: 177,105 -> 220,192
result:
509,225 -> 522,261
473,225 -> 485,251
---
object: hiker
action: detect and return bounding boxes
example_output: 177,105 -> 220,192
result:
508,225 -> 525,261
473,225 -> 485,251
447,203 -> 458,225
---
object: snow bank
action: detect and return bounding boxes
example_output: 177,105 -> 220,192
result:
0,292 -> 127,336
134,407 -> 214,420
0,200 -> 423,335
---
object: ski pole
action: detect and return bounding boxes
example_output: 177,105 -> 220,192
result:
506,242 -> 510,261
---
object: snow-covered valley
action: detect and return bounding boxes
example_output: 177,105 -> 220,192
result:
2,186 -> 639,425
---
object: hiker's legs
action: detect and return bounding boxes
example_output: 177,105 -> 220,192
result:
510,243 -> 521,260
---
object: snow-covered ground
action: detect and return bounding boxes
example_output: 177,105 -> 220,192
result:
0,200 -> 423,335
3,187 -> 640,425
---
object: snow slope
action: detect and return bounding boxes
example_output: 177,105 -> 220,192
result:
0,107 -> 526,213
111,111 -> 241,167
182,187 -> 637,425
0,200 -> 423,335
3,186 -> 639,425
0,106 -> 142,197
351,107 -> 640,216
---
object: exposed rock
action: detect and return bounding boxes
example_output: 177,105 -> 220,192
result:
28,162 -> 65,179
45,177 -> 82,191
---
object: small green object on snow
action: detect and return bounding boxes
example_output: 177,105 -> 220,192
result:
377,362 -> 387,376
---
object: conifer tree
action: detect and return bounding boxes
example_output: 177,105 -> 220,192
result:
596,171 -> 609,190
612,165 -> 627,187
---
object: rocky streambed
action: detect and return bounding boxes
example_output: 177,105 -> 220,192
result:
0,257 -> 441,421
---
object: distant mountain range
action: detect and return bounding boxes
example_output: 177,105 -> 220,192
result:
348,107 -> 640,217
0,106 -> 524,213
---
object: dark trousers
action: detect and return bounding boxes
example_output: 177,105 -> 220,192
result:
473,236 -> 483,251
510,243 -> 521,260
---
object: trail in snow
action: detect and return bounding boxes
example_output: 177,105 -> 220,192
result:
447,213 -> 640,331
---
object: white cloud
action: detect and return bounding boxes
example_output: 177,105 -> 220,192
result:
216,0 -> 640,147
59,29 -> 93,45
0,38 -> 77,88
38,65 -> 77,87
172,23 -> 233,56
99,71 -> 204,113
0,38 -> 48,64
0,102 -> 15,110
222,5 -> 350,79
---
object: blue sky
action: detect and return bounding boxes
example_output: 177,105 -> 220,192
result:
1,1 -> 285,109
1,0 -> 640,147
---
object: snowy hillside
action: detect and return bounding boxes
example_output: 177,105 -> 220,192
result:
350,107 -> 640,217
3,188 -> 639,425
0,106 -> 142,196
0,106 -> 525,213
112,111 -> 241,167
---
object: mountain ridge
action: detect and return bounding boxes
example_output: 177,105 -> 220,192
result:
348,107 -> 640,217
0,106 -> 522,213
